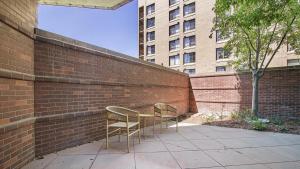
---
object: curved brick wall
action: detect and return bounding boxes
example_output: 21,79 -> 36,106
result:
34,29 -> 190,156
0,0 -> 37,169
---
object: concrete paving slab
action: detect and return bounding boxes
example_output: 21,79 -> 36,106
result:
134,141 -> 168,153
264,161 -> 300,169
139,135 -> 160,142
22,153 -> 58,169
99,141 -> 135,154
180,132 -> 211,140
205,149 -> 259,166
21,124 -> 300,169
240,137 -> 295,148
157,132 -> 186,141
172,150 -> 221,168
238,147 -> 294,163
191,140 -> 225,150
91,153 -> 135,169
265,145 -> 300,161
225,164 -> 269,169
135,152 -> 181,169
45,155 -> 95,169
216,138 -> 252,149
163,140 -> 198,151
191,139 -> 225,150
197,167 -> 225,169
58,141 -> 102,155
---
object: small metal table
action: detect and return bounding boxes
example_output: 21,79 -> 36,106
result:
139,113 -> 155,135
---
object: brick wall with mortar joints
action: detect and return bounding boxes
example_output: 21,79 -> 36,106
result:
34,30 -> 190,156
189,68 -> 300,119
0,1 -> 37,169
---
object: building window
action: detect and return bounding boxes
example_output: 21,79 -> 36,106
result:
169,23 -> 180,36
169,39 -> 180,51
169,0 -> 179,6
184,35 -> 196,48
169,55 -> 180,66
169,8 -> 180,21
147,45 -> 155,55
146,4 -> 155,15
183,52 -> 195,64
184,68 -> 196,75
216,66 -> 226,72
147,31 -> 155,42
147,59 -> 155,63
184,19 -> 195,32
147,18 -> 155,28
184,2 -> 195,16
287,59 -> 300,66
216,30 -> 231,42
216,48 -> 230,60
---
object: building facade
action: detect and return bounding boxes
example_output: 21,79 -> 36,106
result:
138,0 -> 299,75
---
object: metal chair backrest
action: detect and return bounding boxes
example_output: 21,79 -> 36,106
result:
106,106 -> 139,120
154,103 -> 174,115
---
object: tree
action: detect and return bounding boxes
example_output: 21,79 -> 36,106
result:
212,0 -> 300,116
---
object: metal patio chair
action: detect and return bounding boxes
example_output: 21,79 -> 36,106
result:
154,103 -> 179,133
106,106 -> 141,153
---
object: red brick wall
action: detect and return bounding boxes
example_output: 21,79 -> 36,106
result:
34,30 -> 190,156
0,0 -> 37,169
190,68 -> 300,119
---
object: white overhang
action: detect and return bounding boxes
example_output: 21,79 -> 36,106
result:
38,0 -> 133,9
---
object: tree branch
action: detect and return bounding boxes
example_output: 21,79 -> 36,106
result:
247,44 -> 253,70
260,16 -> 297,78
259,23 -> 278,69
237,21 -> 257,51
260,3 -> 287,69
255,27 -> 261,71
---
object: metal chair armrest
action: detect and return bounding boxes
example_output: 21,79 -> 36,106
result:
167,105 -> 177,115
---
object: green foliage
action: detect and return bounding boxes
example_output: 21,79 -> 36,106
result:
213,0 -> 300,116
269,117 -> 284,125
205,114 -> 217,122
268,117 -> 289,132
277,125 -> 289,132
230,109 -> 254,121
213,0 -> 300,71
250,120 -> 267,131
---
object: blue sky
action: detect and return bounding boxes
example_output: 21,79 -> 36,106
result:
38,0 -> 138,57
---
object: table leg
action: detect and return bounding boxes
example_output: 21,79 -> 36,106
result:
143,118 -> 145,136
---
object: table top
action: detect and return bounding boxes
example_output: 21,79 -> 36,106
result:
139,113 -> 154,117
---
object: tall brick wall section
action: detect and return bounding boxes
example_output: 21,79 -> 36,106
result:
0,0 -> 37,169
34,29 -> 190,156
190,67 -> 300,119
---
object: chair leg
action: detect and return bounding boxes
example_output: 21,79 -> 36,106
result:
127,127 -> 130,153
138,121 -> 141,144
166,119 -> 168,128
138,128 -> 141,144
119,128 -> 121,142
153,117 -> 155,135
106,120 -> 109,149
176,117 -> 178,132
160,117 -> 163,133
143,118 -> 145,136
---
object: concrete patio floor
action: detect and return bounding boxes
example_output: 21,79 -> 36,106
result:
22,123 -> 300,169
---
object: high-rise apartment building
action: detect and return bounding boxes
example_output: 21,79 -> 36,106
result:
138,0 -> 299,75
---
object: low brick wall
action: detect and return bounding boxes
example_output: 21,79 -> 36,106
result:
189,67 -> 300,119
34,29 -> 190,156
